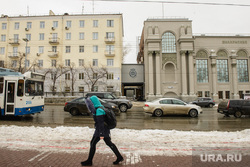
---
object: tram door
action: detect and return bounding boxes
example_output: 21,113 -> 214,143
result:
5,81 -> 16,115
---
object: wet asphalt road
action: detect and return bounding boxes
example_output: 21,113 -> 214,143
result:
1,105 -> 250,131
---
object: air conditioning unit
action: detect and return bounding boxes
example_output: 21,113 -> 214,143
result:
65,26 -> 69,30
51,27 -> 55,30
25,28 -> 29,31
37,53 -> 41,56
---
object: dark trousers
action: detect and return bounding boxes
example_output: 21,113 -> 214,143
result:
87,136 -> 122,161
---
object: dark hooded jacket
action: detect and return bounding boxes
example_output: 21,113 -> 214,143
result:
90,96 -> 110,137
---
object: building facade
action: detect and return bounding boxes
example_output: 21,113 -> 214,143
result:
0,12 -> 123,94
138,18 -> 250,102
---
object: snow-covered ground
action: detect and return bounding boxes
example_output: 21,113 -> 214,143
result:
0,125 -> 249,156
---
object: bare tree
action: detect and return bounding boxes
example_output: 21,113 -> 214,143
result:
44,64 -> 70,95
82,64 -> 108,91
68,63 -> 77,96
123,43 -> 131,63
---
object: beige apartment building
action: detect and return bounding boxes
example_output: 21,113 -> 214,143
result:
138,18 -> 250,102
0,12 -> 123,94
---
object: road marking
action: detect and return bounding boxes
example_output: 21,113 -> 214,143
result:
28,152 -> 47,162
38,152 -> 52,161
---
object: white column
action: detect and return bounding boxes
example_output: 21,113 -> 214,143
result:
188,52 -> 195,95
230,51 -> 238,99
148,52 -> 154,96
155,51 -> 161,96
181,51 -> 187,95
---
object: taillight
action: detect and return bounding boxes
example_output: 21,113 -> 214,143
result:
145,104 -> 149,107
226,100 -> 230,110
65,102 -> 68,106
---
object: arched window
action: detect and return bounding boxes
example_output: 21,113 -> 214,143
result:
162,32 -> 176,53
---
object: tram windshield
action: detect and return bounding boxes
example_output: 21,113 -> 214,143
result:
25,80 -> 44,96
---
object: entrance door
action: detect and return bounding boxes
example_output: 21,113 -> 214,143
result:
5,81 -> 16,115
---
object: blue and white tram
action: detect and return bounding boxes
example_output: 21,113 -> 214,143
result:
0,68 -> 44,116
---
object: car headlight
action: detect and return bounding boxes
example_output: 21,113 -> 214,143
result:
112,105 -> 116,109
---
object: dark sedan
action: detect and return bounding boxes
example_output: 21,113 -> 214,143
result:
64,97 -> 119,116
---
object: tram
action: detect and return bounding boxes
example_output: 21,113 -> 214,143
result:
0,68 -> 44,116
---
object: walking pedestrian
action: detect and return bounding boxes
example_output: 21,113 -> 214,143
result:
81,95 -> 123,166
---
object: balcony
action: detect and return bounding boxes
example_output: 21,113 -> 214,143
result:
9,38 -> 20,45
49,38 -> 60,45
104,50 -> 115,57
8,52 -> 19,58
104,37 -> 115,44
48,51 -> 59,58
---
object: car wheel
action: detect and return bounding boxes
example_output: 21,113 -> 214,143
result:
119,104 -> 128,112
70,108 -> 79,116
154,109 -> 163,117
234,111 -> 242,118
189,109 -> 198,118
209,103 -> 214,108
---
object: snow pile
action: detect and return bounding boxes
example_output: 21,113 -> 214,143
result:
0,125 -> 249,156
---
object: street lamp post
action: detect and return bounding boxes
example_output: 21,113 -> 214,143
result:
22,38 -> 29,73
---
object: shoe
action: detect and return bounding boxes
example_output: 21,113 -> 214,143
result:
81,160 -> 92,166
113,157 -> 124,165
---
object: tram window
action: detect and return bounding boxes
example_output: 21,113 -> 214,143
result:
25,80 -> 44,96
17,79 -> 24,96
0,77 -> 3,94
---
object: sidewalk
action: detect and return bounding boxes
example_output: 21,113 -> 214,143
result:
0,148 -> 192,167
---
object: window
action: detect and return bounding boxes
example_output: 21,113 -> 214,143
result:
159,99 -> 172,104
2,23 -> 7,30
65,59 -> 70,66
14,22 -> 19,30
106,32 -> 114,39
217,60 -> 229,82
12,60 -> 17,68
66,21 -> 71,28
65,73 -> 70,80
79,59 -> 84,66
26,46 -> 30,54
93,45 -> 98,52
107,59 -> 114,66
93,20 -> 98,27
162,32 -> 176,53
14,34 -> 19,43
0,60 -> 4,67
226,91 -> 230,99
196,60 -> 208,83
79,87 -> 84,92
107,20 -> 114,27
51,60 -> 57,67
79,73 -> 84,80
52,46 -> 57,52
172,99 -> 185,105
66,33 -> 71,40
25,60 -> 30,67
197,91 -> 202,97
93,73 -> 98,79
237,60 -> 249,82
93,59 -> 98,66
93,32 -> 98,40
107,86 -> 113,92
38,60 -> 43,67
239,91 -> 243,99
79,46 -> 84,53
51,73 -> 56,80
107,73 -> 114,80
79,20 -> 85,27
40,21 -> 45,28
27,22 -> 32,29
39,46 -> 44,54
106,45 -> 114,54
0,47 -> 5,55
66,46 -> 71,53
25,80 -> 44,96
205,91 -> 210,97
79,32 -> 84,40
93,86 -> 98,92
26,34 -> 31,41
39,33 -> 44,40
53,21 -> 58,28
65,87 -> 70,92
13,47 -> 18,57
218,91 -> 223,99
1,35 -> 6,42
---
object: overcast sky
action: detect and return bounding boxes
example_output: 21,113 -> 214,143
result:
1,0 -> 250,63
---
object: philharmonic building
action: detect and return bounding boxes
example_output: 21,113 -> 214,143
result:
0,11 -> 123,94
138,18 -> 250,102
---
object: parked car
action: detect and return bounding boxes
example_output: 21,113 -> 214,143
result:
86,92 -> 133,112
143,98 -> 202,117
217,99 -> 250,118
64,97 -> 119,116
190,97 -> 215,108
